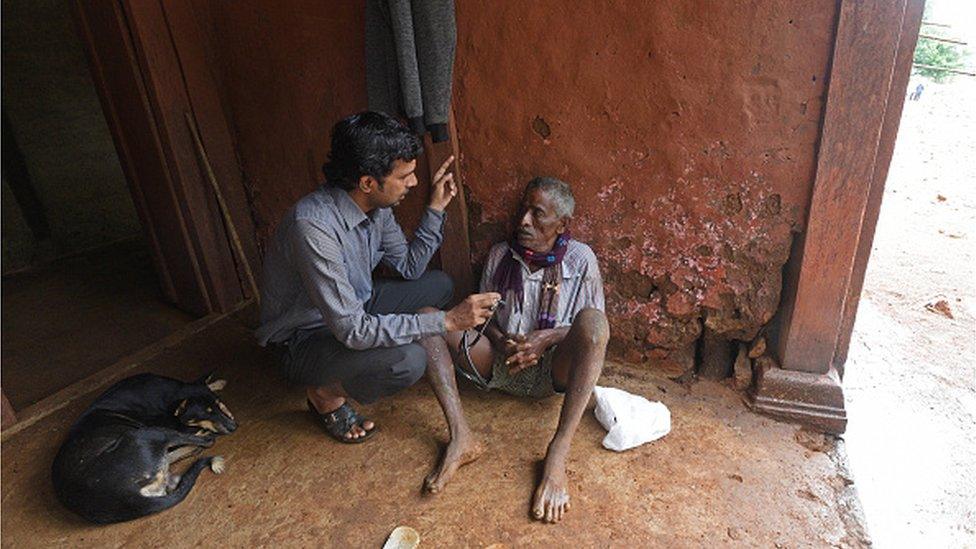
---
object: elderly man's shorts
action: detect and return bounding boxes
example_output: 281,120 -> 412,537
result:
486,346 -> 560,399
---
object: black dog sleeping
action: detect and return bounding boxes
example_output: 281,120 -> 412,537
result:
51,372 -> 237,524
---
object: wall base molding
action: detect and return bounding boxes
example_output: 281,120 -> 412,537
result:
750,361 -> 847,434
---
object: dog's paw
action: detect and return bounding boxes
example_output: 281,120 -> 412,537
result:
210,456 -> 226,474
195,431 -> 217,446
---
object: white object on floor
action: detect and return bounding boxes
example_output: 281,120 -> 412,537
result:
593,385 -> 671,452
382,526 -> 420,549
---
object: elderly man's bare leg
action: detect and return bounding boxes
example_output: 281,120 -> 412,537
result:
417,307 -> 485,493
533,308 -> 609,523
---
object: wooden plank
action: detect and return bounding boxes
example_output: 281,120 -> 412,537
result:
832,0 -> 926,374
426,109 -> 474,303
916,34 -> 967,46
775,0 -> 910,374
910,63 -> 976,77
184,110 -> 261,303
121,0 -> 244,311
159,0 -> 262,298
71,0 -> 210,316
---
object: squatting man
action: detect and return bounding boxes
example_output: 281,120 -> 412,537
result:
257,112 -> 609,524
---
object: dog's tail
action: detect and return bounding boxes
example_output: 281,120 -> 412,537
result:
130,456 -> 225,520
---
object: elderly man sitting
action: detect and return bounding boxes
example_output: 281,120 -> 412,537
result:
418,176 -> 608,524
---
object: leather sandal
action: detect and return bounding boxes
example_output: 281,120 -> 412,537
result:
307,399 -> 376,444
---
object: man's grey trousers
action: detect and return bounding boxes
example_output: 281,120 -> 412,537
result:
274,270 -> 453,404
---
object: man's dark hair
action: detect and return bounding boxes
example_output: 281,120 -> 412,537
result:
321,111 -> 422,190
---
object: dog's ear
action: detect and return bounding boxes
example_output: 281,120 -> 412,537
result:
207,378 -> 227,392
174,399 -> 188,417
217,400 -> 235,421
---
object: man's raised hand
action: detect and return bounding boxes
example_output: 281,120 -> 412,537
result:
428,155 -> 457,212
444,292 -> 501,332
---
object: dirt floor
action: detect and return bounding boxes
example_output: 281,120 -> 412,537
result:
843,77 -> 976,547
1,239 -> 193,410
1,312 -> 870,547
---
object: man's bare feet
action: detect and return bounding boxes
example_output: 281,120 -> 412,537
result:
532,471 -> 571,523
423,431 -> 484,493
532,444 -> 572,523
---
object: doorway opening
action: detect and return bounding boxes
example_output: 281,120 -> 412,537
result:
1,0 -> 196,416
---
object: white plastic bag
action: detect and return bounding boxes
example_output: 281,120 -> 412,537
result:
593,385 -> 671,452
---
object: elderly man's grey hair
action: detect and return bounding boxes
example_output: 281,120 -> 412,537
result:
525,176 -> 575,218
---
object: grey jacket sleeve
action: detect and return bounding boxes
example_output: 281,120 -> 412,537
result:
411,0 -> 456,139
388,0 -> 425,129
365,0 -> 456,141
379,207 -> 445,279
365,0 -> 401,119
291,219 -> 445,349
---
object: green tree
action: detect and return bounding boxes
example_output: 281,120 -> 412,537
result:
913,37 -> 965,82
913,2 -> 968,82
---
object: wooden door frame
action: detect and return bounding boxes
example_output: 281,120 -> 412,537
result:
421,109 -> 475,302
754,0 -> 925,433
72,0 -> 258,317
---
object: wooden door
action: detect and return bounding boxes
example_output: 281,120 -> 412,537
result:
72,0 -> 258,316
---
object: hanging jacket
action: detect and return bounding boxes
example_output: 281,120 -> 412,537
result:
365,0 -> 456,142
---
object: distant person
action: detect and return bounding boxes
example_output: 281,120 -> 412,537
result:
910,82 -> 924,101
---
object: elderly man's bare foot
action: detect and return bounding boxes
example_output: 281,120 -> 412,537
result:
423,432 -> 484,493
533,444 -> 571,523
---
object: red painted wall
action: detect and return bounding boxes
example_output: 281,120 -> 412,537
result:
196,0 -> 368,241
453,1 -> 837,364
201,1 -> 838,366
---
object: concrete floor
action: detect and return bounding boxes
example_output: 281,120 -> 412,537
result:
1,313 -> 869,547
1,239 -> 193,410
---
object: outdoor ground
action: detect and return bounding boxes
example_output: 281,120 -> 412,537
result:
1,311 -> 869,547
844,77 -> 976,547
